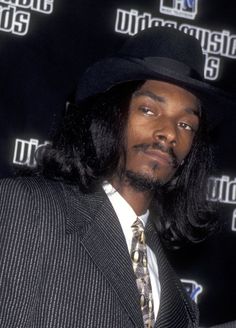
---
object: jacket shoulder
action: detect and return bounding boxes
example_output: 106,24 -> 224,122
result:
0,175 -> 63,196
0,175 -> 65,205
0,176 -> 71,227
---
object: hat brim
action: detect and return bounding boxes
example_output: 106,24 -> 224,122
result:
76,57 -> 236,126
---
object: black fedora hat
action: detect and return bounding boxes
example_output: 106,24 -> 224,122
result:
75,27 -> 235,123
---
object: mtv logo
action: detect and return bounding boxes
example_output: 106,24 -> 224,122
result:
160,0 -> 198,20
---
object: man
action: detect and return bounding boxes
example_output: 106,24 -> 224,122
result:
0,27 -> 232,327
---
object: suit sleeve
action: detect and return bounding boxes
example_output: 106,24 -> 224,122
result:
0,178 -> 41,327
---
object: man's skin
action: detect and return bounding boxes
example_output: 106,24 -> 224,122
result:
111,80 -> 200,216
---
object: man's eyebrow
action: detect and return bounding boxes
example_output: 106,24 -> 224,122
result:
133,89 -> 201,117
185,102 -> 201,117
132,90 -> 165,103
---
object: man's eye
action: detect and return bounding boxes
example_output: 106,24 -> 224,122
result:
139,107 -> 155,115
178,122 -> 194,131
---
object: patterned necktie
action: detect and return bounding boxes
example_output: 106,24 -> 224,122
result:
131,218 -> 155,328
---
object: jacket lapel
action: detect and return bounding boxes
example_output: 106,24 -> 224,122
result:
145,219 -> 198,328
64,185 -> 144,328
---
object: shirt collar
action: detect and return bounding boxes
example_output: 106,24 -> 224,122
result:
102,182 -> 149,227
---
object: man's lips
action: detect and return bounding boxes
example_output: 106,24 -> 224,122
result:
143,149 -> 174,166
133,143 -> 179,168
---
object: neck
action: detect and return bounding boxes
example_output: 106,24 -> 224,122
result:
109,176 -> 153,216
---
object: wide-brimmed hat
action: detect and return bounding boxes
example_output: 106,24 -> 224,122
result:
75,27 -> 235,124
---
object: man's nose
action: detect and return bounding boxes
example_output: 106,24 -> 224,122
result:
153,119 -> 177,147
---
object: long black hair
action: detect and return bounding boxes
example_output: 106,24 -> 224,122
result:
39,81 -> 215,247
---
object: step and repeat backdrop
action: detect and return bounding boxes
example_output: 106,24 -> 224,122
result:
0,0 -> 236,326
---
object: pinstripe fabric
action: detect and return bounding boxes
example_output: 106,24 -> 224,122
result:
145,220 -> 199,328
0,177 -> 198,328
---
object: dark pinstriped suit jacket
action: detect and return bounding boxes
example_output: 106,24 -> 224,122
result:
0,177 -> 198,327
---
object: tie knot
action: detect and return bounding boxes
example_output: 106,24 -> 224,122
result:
132,218 -> 145,243
131,218 -> 144,232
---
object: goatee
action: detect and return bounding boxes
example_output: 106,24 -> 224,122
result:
125,170 -> 164,192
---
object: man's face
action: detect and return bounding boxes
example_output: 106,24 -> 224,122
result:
124,80 -> 200,186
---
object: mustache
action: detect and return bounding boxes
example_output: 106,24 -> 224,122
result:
133,142 -> 179,168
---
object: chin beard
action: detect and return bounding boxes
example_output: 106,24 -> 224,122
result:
124,170 -> 165,192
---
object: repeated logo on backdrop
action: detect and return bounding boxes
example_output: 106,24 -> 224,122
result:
0,0 -> 54,35
13,138 -> 51,167
181,279 -> 203,303
208,175 -> 236,232
115,0 -> 236,81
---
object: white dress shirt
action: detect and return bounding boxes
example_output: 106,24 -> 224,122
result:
103,182 -> 161,319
